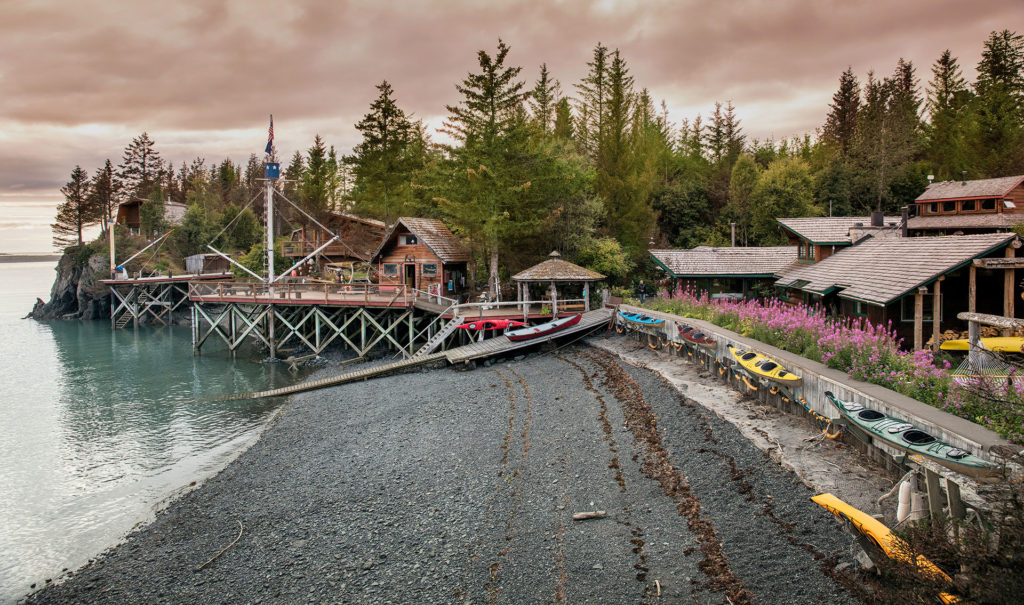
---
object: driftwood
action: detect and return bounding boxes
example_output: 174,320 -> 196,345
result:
572,510 -> 607,521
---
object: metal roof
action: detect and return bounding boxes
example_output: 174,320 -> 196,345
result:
775,233 -> 1017,305
915,175 -> 1024,202
777,216 -> 901,244
650,246 -> 797,277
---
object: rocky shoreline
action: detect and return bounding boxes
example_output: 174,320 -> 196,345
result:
28,251 -> 110,321
22,339 -> 872,604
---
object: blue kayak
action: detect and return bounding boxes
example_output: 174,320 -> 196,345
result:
618,311 -> 664,325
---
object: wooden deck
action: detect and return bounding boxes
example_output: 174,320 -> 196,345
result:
444,308 -> 612,363
102,272 -> 233,286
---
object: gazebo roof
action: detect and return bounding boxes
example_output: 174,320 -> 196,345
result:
512,255 -> 605,282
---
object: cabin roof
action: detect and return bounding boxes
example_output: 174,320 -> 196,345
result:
907,213 -> 1020,231
776,216 -> 901,244
370,217 -> 471,263
650,246 -> 797,277
511,257 -> 605,282
776,233 -> 1017,305
915,175 -> 1024,202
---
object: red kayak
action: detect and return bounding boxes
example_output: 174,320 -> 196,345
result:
680,324 -> 716,348
506,314 -> 582,342
455,319 -> 528,331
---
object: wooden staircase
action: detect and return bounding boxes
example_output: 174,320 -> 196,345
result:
411,313 -> 463,358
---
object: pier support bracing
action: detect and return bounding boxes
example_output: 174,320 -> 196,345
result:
110,281 -> 190,329
190,302 -> 455,359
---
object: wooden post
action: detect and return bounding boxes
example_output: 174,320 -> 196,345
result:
1004,247 -> 1016,336
946,479 -> 965,521
969,264 -> 976,313
931,277 -> 943,352
914,287 -> 925,350
924,468 -> 944,519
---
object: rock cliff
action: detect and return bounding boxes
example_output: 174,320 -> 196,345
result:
30,251 -> 111,320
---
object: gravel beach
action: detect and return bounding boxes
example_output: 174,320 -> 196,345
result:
25,341 -> 860,604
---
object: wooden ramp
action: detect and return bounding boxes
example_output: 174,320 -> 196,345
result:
215,353 -> 448,401
217,308 -> 612,401
444,308 -> 612,363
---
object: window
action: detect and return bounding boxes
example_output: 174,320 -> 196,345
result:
962,199 -> 976,211
927,202 -> 939,214
852,300 -> 868,317
399,234 -> 418,246
422,263 -> 438,276
383,263 -> 399,276
942,201 -> 957,213
798,243 -> 805,259
981,198 -> 996,211
807,244 -> 816,261
900,293 -> 941,322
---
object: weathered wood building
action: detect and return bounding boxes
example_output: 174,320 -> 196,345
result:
369,217 -> 470,298
650,246 -> 797,299
775,233 -> 1021,349
908,174 -> 1024,235
282,212 -> 386,269
115,198 -> 187,236
776,215 -> 901,265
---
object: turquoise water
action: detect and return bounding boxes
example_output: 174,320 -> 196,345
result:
0,262 -> 301,602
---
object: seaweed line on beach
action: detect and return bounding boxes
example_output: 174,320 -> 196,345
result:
581,347 -> 754,605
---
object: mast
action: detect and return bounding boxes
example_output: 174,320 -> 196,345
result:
264,113 -> 277,283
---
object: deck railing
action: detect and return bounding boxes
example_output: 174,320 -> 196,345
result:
188,281 -> 412,306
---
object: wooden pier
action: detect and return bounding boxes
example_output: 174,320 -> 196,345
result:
104,273 -> 232,330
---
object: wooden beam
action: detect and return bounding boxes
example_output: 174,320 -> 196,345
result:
973,257 -> 1024,269
969,264 -> 977,314
1005,247 -> 1016,336
914,287 -> 925,350
932,277 -> 942,352
956,311 -> 1024,329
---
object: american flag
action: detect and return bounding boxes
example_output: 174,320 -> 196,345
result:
265,114 -> 274,154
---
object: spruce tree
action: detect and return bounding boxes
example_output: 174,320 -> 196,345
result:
52,165 -> 95,249
926,50 -> 972,179
822,67 -> 861,156
575,43 -> 610,160
299,135 -> 332,220
971,30 -> 1024,176
552,97 -> 573,140
529,63 -> 560,133
348,80 -> 416,224
87,159 -> 119,233
119,132 -> 163,199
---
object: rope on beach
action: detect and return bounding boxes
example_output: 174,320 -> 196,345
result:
196,520 -> 244,572
741,376 -> 758,391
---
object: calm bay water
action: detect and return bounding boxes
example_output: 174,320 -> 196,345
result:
0,261 -> 301,602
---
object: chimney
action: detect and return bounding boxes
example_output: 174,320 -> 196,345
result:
901,206 -> 909,237
870,211 -> 883,227
962,170 -> 967,185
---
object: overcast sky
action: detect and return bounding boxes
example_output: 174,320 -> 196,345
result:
1,0 -> 1022,252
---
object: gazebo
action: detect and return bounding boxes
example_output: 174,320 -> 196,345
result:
511,251 -> 606,314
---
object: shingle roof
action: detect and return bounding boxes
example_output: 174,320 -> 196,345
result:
777,216 -> 901,244
776,233 -> 1017,305
915,175 -> 1024,202
650,246 -> 797,277
370,217 -> 471,263
511,258 -> 605,281
907,213 -> 1021,231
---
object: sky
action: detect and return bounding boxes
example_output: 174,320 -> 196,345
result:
1,0 -> 1022,253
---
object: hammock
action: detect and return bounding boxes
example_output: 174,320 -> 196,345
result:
951,345 -> 1024,387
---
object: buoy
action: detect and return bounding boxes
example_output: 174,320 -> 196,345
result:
896,479 -> 912,523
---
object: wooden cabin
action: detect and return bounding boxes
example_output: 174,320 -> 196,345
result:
650,246 -> 797,299
776,215 -> 901,265
282,212 -> 386,268
908,174 -> 1024,235
369,217 -> 471,298
115,198 -> 187,236
775,233 -> 1022,349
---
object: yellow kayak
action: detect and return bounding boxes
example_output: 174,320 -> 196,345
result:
728,345 -> 802,386
940,337 -> 1024,352
812,493 -> 960,603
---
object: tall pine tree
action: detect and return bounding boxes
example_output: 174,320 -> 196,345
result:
822,67 -> 861,157
119,132 -> 163,199
52,165 -> 95,249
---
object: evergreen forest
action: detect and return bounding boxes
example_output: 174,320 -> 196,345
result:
53,31 -> 1024,288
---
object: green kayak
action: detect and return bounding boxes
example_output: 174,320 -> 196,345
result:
823,391 -> 1002,481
